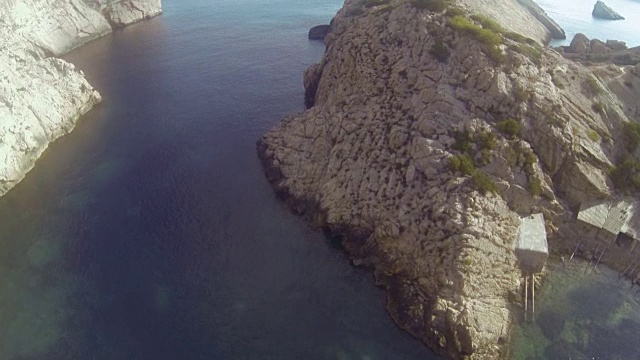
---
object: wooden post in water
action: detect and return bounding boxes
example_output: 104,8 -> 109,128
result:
531,274 -> 535,320
571,239 -> 582,260
524,275 -> 528,322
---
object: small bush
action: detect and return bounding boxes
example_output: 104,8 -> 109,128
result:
461,257 -> 473,266
470,14 -> 503,33
509,44 -> 543,66
610,156 -> 640,192
592,101 -> 605,115
506,147 -> 517,166
449,154 -> 475,175
445,6 -> 465,17
412,0 -> 450,11
478,149 -> 493,165
448,16 -> 504,63
587,129 -> 601,142
521,150 -> 537,174
514,87 -> 530,102
586,76 -> 603,95
363,0 -> 389,7
623,122 -> 640,153
529,175 -> 543,197
472,170 -> 498,194
453,130 -> 473,153
496,119 -> 521,137
504,31 -> 529,44
430,40 -> 450,62
477,131 -> 497,150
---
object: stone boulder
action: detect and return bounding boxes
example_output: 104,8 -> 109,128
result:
606,40 -> 627,51
590,39 -> 610,54
592,1 -> 625,20
308,24 -> 331,40
568,33 -> 590,54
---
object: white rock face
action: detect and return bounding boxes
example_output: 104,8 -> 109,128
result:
0,0 -> 161,196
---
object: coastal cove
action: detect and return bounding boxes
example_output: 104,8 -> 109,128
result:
2,0 -> 640,359
0,0 -> 438,359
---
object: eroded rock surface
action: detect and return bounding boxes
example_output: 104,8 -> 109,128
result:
0,0 -> 161,196
258,1 -> 638,358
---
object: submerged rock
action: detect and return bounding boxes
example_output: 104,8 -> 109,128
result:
592,1 -> 625,20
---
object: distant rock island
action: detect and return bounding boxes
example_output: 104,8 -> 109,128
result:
0,0 -> 162,197
592,0 -> 625,20
259,0 -> 640,358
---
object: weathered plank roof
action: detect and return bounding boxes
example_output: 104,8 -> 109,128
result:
515,213 -> 548,254
578,198 -> 639,240
577,200 -> 609,228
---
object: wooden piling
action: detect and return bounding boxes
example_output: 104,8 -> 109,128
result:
531,274 -> 535,320
524,275 -> 528,322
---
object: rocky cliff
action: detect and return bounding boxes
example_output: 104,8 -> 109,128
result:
0,0 -> 161,196
258,0 -> 640,358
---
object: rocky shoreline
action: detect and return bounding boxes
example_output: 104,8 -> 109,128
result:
0,0 -> 161,197
259,0 -> 640,358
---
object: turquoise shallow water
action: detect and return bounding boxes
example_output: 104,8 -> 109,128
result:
510,259 -> 640,359
536,0 -> 640,46
0,1 -> 439,359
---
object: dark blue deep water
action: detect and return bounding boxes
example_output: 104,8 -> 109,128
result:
0,1 -> 439,359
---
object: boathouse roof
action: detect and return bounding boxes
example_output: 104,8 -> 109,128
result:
578,199 -> 639,239
515,213 -> 548,273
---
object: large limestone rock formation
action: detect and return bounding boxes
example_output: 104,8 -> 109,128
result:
0,0 -> 161,196
259,0 -> 638,358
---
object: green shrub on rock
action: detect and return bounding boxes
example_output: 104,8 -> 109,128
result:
623,122 -> 640,153
412,0 -> 450,11
364,0 -> 390,8
449,154 -> 475,175
430,40 -> 450,62
496,119 -> 520,137
529,175 -> 543,197
448,16 -> 504,63
472,170 -> 498,194
610,156 -> 640,192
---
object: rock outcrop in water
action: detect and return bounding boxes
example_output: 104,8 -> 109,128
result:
308,24 -> 332,40
0,0 -> 161,196
559,33 -> 640,66
592,1 -> 625,20
258,0 -> 640,358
